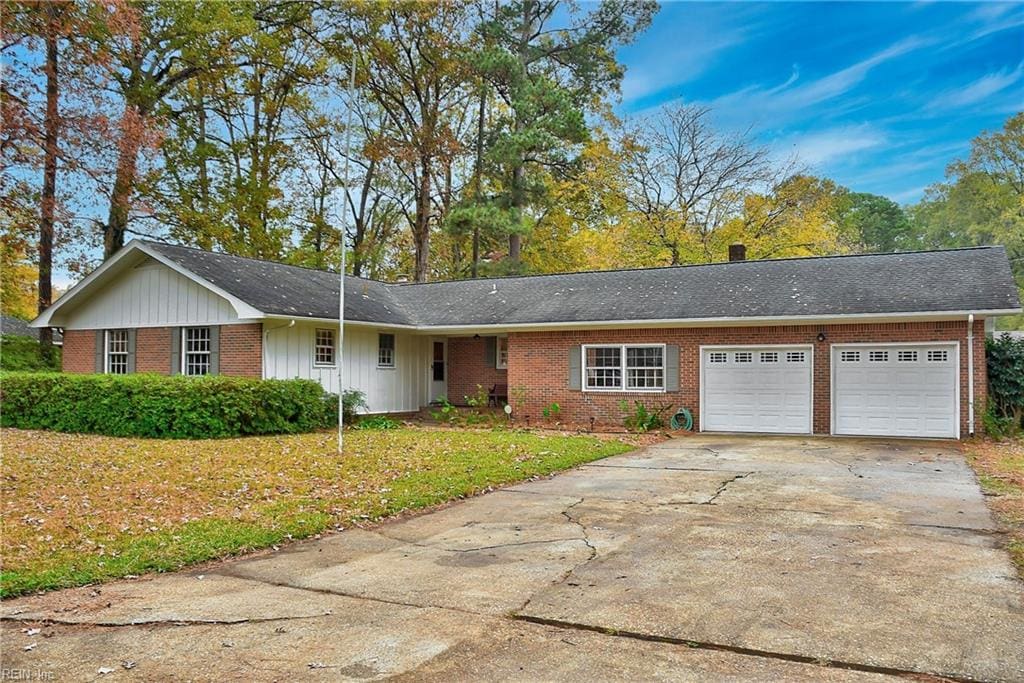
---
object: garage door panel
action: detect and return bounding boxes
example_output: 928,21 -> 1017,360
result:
702,346 -> 812,435
833,344 -> 957,439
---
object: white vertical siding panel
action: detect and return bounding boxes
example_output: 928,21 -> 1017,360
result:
263,322 -> 425,414
63,258 -> 239,329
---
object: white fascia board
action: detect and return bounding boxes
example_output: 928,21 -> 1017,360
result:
262,315 -> 419,331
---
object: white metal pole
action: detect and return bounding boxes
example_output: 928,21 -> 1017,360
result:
338,51 -> 356,455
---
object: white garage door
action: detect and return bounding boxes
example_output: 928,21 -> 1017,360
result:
701,346 -> 813,434
832,344 -> 958,438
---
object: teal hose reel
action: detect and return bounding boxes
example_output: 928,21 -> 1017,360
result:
670,407 -> 693,431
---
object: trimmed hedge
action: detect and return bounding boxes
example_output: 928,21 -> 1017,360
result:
0,373 -> 338,439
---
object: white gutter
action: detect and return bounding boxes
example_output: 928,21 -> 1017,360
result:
968,313 -> 975,436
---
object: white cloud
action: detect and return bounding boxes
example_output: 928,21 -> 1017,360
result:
697,36 -> 932,128
777,125 -> 887,167
935,63 -> 1024,109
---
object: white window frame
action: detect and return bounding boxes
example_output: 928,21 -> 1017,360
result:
313,328 -> 336,367
377,333 -> 396,369
581,343 -> 666,393
496,336 -> 509,370
105,329 -> 129,375
182,326 -> 212,376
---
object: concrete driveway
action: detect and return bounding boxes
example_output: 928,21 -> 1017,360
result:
3,435 -> 1023,682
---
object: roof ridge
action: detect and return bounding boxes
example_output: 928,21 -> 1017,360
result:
140,239 -> 383,283
141,238 -> 1003,288
392,245 -> 1004,287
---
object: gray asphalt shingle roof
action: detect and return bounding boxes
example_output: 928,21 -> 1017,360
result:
144,241 -> 1021,327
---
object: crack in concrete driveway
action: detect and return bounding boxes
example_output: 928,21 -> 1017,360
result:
3,435 -> 1023,681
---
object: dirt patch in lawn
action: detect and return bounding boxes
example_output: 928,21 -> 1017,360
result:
0,426 -> 633,597
964,438 -> 1024,578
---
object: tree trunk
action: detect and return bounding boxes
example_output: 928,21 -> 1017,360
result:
38,5 -> 60,360
472,81 -> 486,278
508,0 -> 532,266
104,108 -> 141,258
414,158 -> 432,282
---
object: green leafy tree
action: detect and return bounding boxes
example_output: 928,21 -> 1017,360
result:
909,113 -> 1024,328
837,191 -> 914,253
469,0 -> 657,270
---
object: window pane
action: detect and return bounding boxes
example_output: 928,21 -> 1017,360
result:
184,327 -> 211,376
626,347 -> 662,367
627,368 -> 664,389
586,368 -> 622,388
378,333 -> 395,367
315,328 -> 335,365
107,330 -> 129,375
586,346 -> 620,368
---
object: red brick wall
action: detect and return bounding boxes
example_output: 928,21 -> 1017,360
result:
61,329 -> 95,373
60,323 -> 263,378
507,320 -> 987,436
218,323 -> 263,377
137,327 -> 171,373
447,336 -> 507,405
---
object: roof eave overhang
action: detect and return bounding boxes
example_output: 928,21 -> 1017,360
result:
266,308 -> 1023,334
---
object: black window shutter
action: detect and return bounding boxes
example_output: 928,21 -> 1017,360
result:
127,329 -> 137,373
170,328 -> 181,375
209,326 -> 220,375
665,344 -> 680,391
94,330 -> 104,373
484,336 -> 497,367
568,345 -> 582,390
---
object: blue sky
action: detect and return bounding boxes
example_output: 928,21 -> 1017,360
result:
615,1 -> 1023,204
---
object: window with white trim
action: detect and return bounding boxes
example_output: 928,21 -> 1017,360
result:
786,351 -> 806,363
106,329 -> 129,374
496,337 -> 508,369
927,349 -> 949,362
314,328 -> 335,366
840,351 -> 860,362
183,327 -> 212,376
897,350 -> 918,362
708,351 -> 727,364
868,350 -> 888,362
584,344 -> 664,392
734,351 -> 752,363
760,351 -> 778,363
627,346 -> 664,390
378,333 -> 395,368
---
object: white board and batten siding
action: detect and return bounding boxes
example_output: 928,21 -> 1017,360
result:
60,257 -> 239,329
263,323 -> 431,414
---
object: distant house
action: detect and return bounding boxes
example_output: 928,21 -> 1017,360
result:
32,239 -> 1021,439
2,314 -> 62,346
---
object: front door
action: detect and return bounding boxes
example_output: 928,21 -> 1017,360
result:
430,339 -> 447,403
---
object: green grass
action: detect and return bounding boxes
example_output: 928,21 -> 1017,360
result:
0,427 -> 632,597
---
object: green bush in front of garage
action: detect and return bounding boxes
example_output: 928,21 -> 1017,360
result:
986,335 -> 1024,437
0,372 -> 348,438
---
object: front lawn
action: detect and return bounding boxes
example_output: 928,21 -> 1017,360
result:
0,427 -> 632,597
965,439 -> 1024,577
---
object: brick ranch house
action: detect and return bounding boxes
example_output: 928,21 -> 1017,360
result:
32,239 -> 1021,439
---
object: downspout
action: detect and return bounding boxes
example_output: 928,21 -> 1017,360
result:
967,313 -> 975,437
262,319 -> 296,379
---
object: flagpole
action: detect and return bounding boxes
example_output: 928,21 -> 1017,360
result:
338,50 -> 356,455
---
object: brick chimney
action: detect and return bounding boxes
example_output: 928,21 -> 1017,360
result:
729,243 -> 746,262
